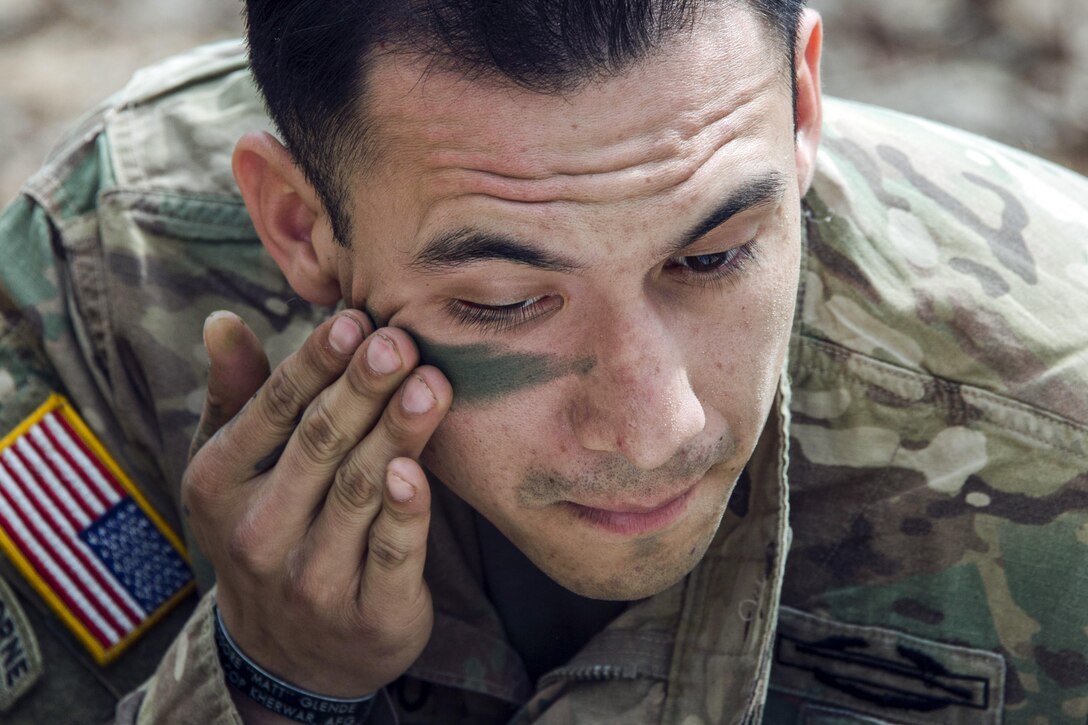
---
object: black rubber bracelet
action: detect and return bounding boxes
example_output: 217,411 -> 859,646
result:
214,606 -> 376,724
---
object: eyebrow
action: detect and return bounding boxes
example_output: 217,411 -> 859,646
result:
410,171 -> 787,273
411,230 -> 582,273
667,171 -> 787,256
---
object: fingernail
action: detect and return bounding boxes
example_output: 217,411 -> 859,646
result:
402,374 -> 436,414
366,333 -> 402,374
203,310 -> 232,348
329,315 -> 364,355
387,471 -> 416,503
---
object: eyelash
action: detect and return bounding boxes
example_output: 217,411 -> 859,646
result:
444,295 -> 563,333
447,239 -> 760,332
665,239 -> 760,288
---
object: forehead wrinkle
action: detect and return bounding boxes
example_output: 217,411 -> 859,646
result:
424,86 -> 767,206
424,79 -> 760,177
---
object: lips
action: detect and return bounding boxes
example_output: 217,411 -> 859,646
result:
564,481 -> 699,536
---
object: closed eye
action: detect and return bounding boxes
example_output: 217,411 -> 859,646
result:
445,294 -> 562,332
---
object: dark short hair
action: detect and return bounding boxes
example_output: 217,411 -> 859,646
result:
244,0 -> 806,246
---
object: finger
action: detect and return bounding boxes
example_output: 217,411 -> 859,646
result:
270,327 -> 419,516
358,458 -> 432,614
217,309 -> 372,478
307,366 -> 451,564
189,311 -> 270,462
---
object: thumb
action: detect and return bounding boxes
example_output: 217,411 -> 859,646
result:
189,311 -> 271,461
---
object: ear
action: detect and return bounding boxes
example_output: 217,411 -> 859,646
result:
232,132 -> 343,306
794,9 -> 824,196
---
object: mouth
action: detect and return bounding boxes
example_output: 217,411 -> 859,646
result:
563,480 -> 700,537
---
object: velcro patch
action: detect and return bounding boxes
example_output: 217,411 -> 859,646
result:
0,395 -> 194,665
771,607 -> 1006,725
0,575 -> 43,712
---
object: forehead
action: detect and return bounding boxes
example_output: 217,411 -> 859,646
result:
361,4 -> 787,194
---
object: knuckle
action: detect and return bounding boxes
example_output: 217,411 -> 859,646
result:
380,405 -> 421,444
262,369 -> 304,426
280,554 -> 309,604
181,453 -> 226,516
330,456 -> 383,514
296,396 -> 348,462
226,515 -> 276,576
281,553 -> 333,612
367,528 -> 413,572
179,474 -> 206,518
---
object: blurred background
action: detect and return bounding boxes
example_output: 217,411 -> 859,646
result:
1,0 -> 1086,203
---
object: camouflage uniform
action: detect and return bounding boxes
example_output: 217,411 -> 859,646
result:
0,40 -> 1084,724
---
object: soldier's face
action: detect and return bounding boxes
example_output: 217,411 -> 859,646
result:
336,7 -> 821,598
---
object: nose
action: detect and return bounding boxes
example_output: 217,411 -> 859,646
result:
568,317 -> 706,470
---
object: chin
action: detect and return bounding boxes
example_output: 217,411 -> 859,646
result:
557,566 -> 691,602
500,471 -> 736,601
527,516 -> 723,601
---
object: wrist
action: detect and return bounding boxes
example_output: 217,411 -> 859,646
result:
214,606 -> 377,724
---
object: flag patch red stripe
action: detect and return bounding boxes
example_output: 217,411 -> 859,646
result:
0,477 -> 118,646
34,419 -> 101,521
50,413 -> 124,501
0,396 -> 193,664
1,454 -> 131,639
6,444 -> 145,625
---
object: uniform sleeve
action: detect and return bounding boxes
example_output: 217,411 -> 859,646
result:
114,589 -> 243,724
0,174 -> 220,725
0,195 -> 68,430
0,193 -> 242,723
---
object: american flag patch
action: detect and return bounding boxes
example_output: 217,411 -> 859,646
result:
0,394 -> 194,665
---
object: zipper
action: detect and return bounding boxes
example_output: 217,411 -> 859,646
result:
537,663 -> 628,689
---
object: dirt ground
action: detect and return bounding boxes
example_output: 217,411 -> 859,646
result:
2,0 -> 1086,203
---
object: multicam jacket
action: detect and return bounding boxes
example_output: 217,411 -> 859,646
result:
0,40 -> 1085,725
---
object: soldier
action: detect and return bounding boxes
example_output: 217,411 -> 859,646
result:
0,1 -> 1086,723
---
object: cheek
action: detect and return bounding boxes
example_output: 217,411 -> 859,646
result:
745,219 -> 800,350
694,238 -> 799,420
747,247 -> 800,368
420,399 -> 554,510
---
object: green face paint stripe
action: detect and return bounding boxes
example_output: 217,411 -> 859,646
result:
414,334 -> 595,404
355,305 -> 593,402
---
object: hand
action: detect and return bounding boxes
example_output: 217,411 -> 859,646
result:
183,309 -> 452,701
